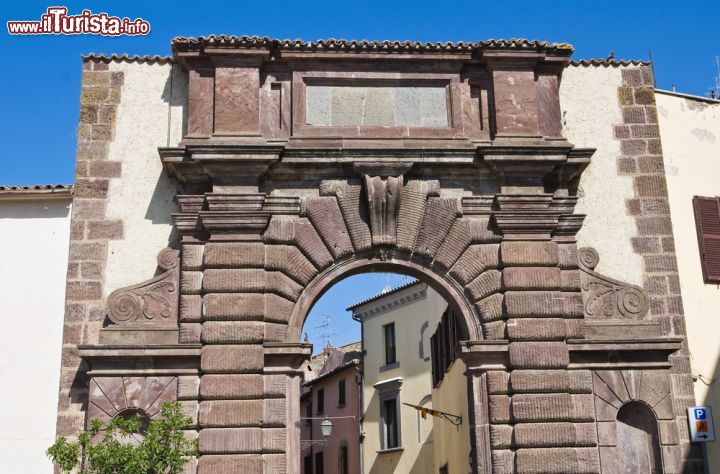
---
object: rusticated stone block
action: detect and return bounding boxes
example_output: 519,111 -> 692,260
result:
181,271 -> 203,295
178,376 -> 199,400
475,294 -> 504,323
396,180 -> 438,251
180,295 -> 202,323
565,319 -> 584,339
509,342 -> 569,368
203,293 -> 265,321
200,374 -> 264,400
265,271 -> 303,301
199,400 -> 263,427
466,270 -> 502,301
513,422 -> 597,447
487,371 -> 510,394
503,267 -> 561,290
514,447 -> 600,473
263,454 -> 286,473
434,217 -> 498,270
504,291 -> 564,318
263,398 -> 286,426
180,323 -> 202,344
596,421 -> 617,446
264,217 -> 334,269
658,420 -> 679,445
202,269 -> 265,293
203,242 -> 264,268
263,427 -> 286,452
483,320 -> 507,339
413,197 -> 459,259
500,241 -> 558,267
181,244 -> 204,271
264,294 -> 295,324
560,270 -> 581,291
321,181 -> 372,252
304,197 -> 353,259
507,318 -> 567,341
490,424 -> 513,448
264,374 -> 287,397
558,243 -> 578,269
197,455 -> 262,474
265,245 -> 318,285
510,370 -> 592,394
512,393 -> 595,422
489,395 -> 512,423
201,321 -> 264,344
200,428 -> 262,454
180,400 -> 199,426
201,345 -> 263,374
264,322 -> 288,342
449,244 -> 500,285
491,449 -> 515,473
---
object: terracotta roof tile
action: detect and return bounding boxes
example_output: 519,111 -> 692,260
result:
0,184 -> 72,191
82,53 -> 173,64
570,58 -> 649,67
172,35 -> 574,54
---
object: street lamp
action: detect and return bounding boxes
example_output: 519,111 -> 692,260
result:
320,418 -> 333,438
300,417 -> 335,449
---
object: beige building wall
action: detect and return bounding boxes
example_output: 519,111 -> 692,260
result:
561,64 -> 644,285
103,61 -> 183,299
353,283 -> 447,474
0,193 -> 72,473
656,90 -> 720,467
430,359 -> 471,474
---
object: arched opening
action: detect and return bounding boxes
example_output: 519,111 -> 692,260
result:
298,271 -> 472,474
616,401 -> 663,473
112,407 -> 152,445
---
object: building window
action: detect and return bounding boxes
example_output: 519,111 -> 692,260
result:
315,451 -> 324,474
373,377 -> 403,451
317,388 -> 324,414
384,323 -> 396,365
430,308 -> 458,387
306,401 -> 312,425
304,454 -> 313,474
382,396 -> 400,449
692,196 -> 720,283
339,444 -> 349,474
338,378 -> 346,406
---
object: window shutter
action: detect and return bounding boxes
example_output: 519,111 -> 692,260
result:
692,196 -> 720,283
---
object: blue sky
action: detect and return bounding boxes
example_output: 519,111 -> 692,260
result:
2,1 -> 717,351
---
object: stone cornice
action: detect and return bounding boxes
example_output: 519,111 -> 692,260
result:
350,282 -> 427,322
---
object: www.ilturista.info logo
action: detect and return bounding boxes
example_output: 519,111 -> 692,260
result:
7,7 -> 150,36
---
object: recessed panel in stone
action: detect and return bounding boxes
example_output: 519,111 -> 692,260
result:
306,85 -> 449,127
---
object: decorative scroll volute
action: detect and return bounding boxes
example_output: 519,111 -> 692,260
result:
107,248 -> 180,325
578,247 -> 649,319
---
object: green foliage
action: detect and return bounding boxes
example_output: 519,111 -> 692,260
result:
47,402 -> 198,474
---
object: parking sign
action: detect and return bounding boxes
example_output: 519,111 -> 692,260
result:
688,406 -> 715,443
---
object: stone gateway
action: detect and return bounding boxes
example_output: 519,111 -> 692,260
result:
56,36 -> 703,473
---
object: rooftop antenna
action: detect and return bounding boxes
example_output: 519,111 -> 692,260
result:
313,313 -> 335,348
712,56 -> 720,99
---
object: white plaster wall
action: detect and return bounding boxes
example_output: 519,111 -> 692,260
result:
104,62 -> 186,297
0,198 -> 71,473
561,65 -> 643,285
656,91 -> 720,468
